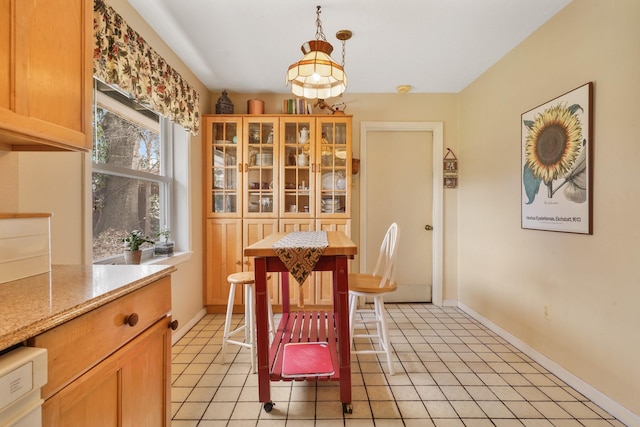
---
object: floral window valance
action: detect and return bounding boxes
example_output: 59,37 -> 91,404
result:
93,0 -> 200,134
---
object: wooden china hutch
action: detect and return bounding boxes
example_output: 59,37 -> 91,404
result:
203,114 -> 352,312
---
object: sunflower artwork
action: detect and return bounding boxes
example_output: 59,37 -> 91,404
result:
521,82 -> 593,234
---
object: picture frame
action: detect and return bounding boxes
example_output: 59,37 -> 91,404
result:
443,148 -> 458,189
444,177 -> 457,189
521,82 -> 593,234
444,159 -> 457,172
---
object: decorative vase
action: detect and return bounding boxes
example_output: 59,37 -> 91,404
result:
215,90 -> 234,114
124,250 -> 142,265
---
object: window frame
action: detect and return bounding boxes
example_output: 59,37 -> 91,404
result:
92,83 -> 179,265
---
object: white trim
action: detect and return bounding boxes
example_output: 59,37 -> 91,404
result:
360,121 -> 444,306
458,302 -> 640,427
171,307 -> 207,345
95,90 -> 159,132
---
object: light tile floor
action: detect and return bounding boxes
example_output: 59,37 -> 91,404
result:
171,304 -> 625,427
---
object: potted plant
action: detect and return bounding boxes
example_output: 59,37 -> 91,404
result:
122,230 -> 154,264
154,228 -> 174,256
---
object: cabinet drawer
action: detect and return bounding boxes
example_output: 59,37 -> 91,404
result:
30,276 -> 171,400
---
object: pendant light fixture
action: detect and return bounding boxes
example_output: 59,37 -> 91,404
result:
286,6 -> 352,99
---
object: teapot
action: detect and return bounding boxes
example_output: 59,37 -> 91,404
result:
297,152 -> 308,167
299,127 -> 309,143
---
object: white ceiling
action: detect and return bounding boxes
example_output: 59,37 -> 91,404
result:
127,0 -> 572,95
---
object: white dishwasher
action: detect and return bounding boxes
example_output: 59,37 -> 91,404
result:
0,346 -> 47,427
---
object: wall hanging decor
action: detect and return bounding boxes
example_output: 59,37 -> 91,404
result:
443,148 -> 458,189
521,82 -> 593,234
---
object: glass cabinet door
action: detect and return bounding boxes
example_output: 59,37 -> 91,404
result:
209,120 -> 240,216
317,117 -> 351,217
281,118 -> 314,216
245,118 -> 278,216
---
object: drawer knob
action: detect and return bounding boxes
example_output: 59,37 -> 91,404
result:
124,313 -> 139,327
169,319 -> 179,330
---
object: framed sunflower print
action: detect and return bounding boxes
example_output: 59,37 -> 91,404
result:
521,82 -> 593,234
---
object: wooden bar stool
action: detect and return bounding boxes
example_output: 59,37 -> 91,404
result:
221,271 -> 275,373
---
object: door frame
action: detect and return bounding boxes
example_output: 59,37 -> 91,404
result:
360,121 -> 443,306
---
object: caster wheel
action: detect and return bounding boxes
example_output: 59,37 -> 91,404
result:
263,402 -> 275,412
343,403 -> 353,414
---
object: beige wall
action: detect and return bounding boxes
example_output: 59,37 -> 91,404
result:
0,151 -> 18,208
458,0 -> 640,417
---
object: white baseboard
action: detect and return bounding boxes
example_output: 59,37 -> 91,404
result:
171,308 -> 207,346
458,302 -> 638,427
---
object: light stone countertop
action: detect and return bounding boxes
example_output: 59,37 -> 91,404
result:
0,264 -> 177,351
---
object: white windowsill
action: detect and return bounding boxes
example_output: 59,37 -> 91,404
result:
94,251 -> 193,267
143,251 -> 193,267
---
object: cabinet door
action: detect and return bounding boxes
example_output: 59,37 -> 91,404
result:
280,118 -> 315,217
245,117 -> 278,217
0,0 -> 10,114
316,117 -> 351,218
279,219 -> 315,306
121,317 -> 172,426
43,318 -> 171,427
0,0 -> 92,150
244,219 -> 279,304
205,219 -> 243,306
204,116 -> 242,217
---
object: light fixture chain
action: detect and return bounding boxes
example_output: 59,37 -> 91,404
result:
341,39 -> 346,67
315,5 -> 327,41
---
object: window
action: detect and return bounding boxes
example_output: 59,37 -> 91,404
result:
92,80 -> 187,263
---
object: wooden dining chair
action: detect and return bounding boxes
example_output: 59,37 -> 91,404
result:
348,222 -> 400,374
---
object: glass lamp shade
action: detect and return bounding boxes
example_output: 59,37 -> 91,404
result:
286,40 -> 347,99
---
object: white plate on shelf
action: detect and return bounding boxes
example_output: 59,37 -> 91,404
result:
214,149 -> 235,166
321,173 -> 335,190
214,149 -> 224,166
321,172 -> 347,190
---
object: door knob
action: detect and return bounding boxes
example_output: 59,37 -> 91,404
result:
425,225 -> 433,231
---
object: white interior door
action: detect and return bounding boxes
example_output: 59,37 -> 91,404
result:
360,122 -> 444,305
365,131 -> 432,302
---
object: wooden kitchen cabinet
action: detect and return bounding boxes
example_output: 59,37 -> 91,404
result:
29,276 -> 173,426
203,114 -> 352,312
0,0 -> 93,151
205,219 -> 243,306
204,218 -> 279,309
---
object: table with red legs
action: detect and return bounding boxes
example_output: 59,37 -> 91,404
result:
244,231 -> 357,414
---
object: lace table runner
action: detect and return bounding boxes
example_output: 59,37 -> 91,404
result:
272,231 -> 328,287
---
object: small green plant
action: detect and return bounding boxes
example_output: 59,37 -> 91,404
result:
122,230 -> 154,251
157,228 -> 172,243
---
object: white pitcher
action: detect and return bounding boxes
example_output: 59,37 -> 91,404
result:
297,152 -> 308,167
299,127 -> 309,143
